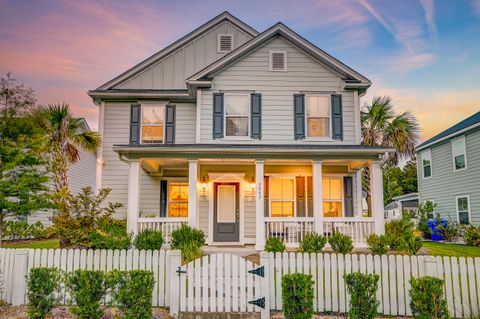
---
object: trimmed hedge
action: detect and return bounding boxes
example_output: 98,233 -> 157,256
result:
134,229 -> 164,250
409,276 -> 449,319
345,272 -> 379,319
282,273 -> 314,319
66,270 -> 109,319
328,233 -> 353,254
265,237 -> 286,253
27,267 -> 61,319
299,233 -> 327,253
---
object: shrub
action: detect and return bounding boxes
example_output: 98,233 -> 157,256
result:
404,236 -> 423,255
299,233 -> 327,253
171,223 -> 206,263
282,273 -> 314,319
134,229 -> 164,250
366,234 -> 388,255
436,219 -> 461,242
385,217 -> 415,250
27,267 -> 61,319
409,276 -> 449,319
108,270 -> 155,319
417,201 -> 436,239
345,272 -> 379,319
265,237 -> 286,253
89,218 -> 131,250
66,270 -> 109,319
463,225 -> 480,246
328,233 -> 353,254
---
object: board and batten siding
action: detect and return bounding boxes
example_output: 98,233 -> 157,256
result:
114,21 -> 253,90
199,37 -> 359,144
417,129 -> 480,225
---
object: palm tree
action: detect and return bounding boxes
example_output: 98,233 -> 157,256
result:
38,103 -> 101,199
361,96 -> 419,166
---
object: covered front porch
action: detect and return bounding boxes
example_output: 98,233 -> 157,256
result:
118,145 -> 387,249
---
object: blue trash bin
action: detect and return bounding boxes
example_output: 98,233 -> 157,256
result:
428,219 -> 447,241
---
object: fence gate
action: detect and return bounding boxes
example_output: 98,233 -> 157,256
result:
170,253 -> 269,317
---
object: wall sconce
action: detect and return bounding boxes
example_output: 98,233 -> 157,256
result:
248,176 -> 256,193
200,176 -> 208,195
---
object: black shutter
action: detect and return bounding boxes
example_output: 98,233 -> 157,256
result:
296,176 -> 306,217
213,93 -> 224,138
344,176 -> 354,217
165,104 -> 175,144
264,176 -> 269,217
130,103 -> 141,144
294,94 -> 305,139
331,94 -> 343,140
307,176 -> 313,217
251,93 -> 262,139
160,180 -> 168,217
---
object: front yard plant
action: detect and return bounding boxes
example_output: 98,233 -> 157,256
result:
409,276 -> 449,319
366,234 -> 388,255
265,236 -> 286,253
328,233 -> 353,254
385,217 -> 422,255
299,233 -> 327,253
66,270 -> 109,319
345,272 -> 379,319
27,267 -> 61,319
436,219 -> 461,242
134,229 -> 164,250
171,223 -> 206,263
89,218 -> 131,250
282,273 -> 314,319
463,225 -> 480,246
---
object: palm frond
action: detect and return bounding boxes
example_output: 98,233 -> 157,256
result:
71,131 -> 101,153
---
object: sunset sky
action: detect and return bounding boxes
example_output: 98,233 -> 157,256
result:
0,0 -> 479,142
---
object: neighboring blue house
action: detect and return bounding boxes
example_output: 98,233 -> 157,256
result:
416,111 -> 480,225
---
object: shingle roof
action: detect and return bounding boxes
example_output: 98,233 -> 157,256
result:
417,111 -> 480,149
385,202 -> 399,210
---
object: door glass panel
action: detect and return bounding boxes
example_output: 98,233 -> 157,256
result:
217,185 -> 236,223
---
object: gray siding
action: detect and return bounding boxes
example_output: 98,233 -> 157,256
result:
199,37 -> 358,144
418,129 -> 480,225
69,147 -> 96,195
115,21 -> 253,90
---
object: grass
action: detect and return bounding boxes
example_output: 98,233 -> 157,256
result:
423,241 -> 480,257
0,239 -> 60,249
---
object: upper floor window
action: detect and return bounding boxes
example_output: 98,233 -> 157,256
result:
421,149 -> 432,178
168,182 -> 188,217
456,195 -> 470,225
452,136 -> 467,171
225,94 -> 249,137
306,95 -> 330,139
322,177 -> 343,217
218,34 -> 233,53
142,105 -> 164,143
270,51 -> 287,71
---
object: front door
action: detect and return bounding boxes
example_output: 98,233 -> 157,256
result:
213,182 -> 240,242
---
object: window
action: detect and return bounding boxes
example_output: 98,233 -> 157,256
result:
452,136 -> 467,171
142,105 -> 164,143
270,51 -> 287,71
306,96 -> 330,138
225,94 -> 249,137
456,195 -> 470,225
421,149 -> 432,178
270,177 -> 295,217
323,177 -> 343,217
168,182 -> 188,217
218,34 -> 233,53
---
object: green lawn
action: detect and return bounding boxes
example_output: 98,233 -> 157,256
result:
423,241 -> 480,257
0,239 -> 60,249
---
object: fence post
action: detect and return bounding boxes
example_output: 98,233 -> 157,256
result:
169,250 -> 182,317
11,249 -> 29,306
425,256 -> 438,277
260,252 -> 271,319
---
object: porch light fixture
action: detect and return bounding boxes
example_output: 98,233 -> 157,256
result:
200,176 -> 208,195
249,176 -> 256,192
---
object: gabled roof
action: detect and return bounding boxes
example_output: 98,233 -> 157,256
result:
187,22 -> 371,88
93,12 -> 258,91
385,202 -> 399,210
417,111 -> 480,151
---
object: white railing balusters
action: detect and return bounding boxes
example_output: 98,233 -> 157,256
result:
137,218 -> 187,244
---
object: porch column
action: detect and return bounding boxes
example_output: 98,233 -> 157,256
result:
370,161 -> 385,234
356,169 -> 364,217
188,160 -> 198,228
255,160 -> 265,250
313,161 -> 323,234
127,160 -> 140,236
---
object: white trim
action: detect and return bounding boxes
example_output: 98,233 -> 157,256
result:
255,160 -> 265,250
223,93 -> 251,139
140,103 -> 167,145
195,89 -> 202,143
421,149 -> 433,179
313,161 -> 323,233
269,50 -> 287,71
207,173 -> 245,245
95,101 -> 105,191
127,160 -> 141,235
353,90 -> 361,144
416,121 -> 480,151
370,161 -> 385,235
305,94 -> 332,140
451,135 -> 467,172
187,160 -> 198,227
455,194 -> 471,225
217,33 -> 234,53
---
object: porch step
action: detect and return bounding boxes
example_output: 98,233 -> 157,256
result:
178,313 -> 260,319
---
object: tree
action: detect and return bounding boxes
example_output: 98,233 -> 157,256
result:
399,160 -> 418,194
0,74 -> 51,244
382,161 -> 418,205
37,103 -> 101,210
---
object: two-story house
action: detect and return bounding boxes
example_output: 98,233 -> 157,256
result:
88,12 -> 390,249
416,111 -> 480,226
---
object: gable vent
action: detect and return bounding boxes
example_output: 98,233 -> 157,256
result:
270,51 -> 287,71
218,34 -> 233,53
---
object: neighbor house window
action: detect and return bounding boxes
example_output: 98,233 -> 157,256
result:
225,94 -> 249,137
168,182 -> 188,217
421,149 -> 432,178
452,136 -> 467,171
456,195 -> 470,225
142,105 -> 164,143
323,177 -> 343,217
270,177 -> 295,217
306,96 -> 330,138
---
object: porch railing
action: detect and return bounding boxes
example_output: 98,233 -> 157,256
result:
323,217 -> 375,245
264,217 -> 315,247
137,217 -> 187,244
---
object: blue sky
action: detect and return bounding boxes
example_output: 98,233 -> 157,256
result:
0,0 -> 479,141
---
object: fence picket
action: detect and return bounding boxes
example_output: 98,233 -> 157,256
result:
459,257 -> 470,317
310,253 -> 318,312
396,255 -> 405,316
404,255 -> 412,316
331,253 -> 338,312
324,253 -> 331,312
231,254 -> 238,312
338,254 -> 346,314
451,257 -> 463,317
466,257 -> 478,317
